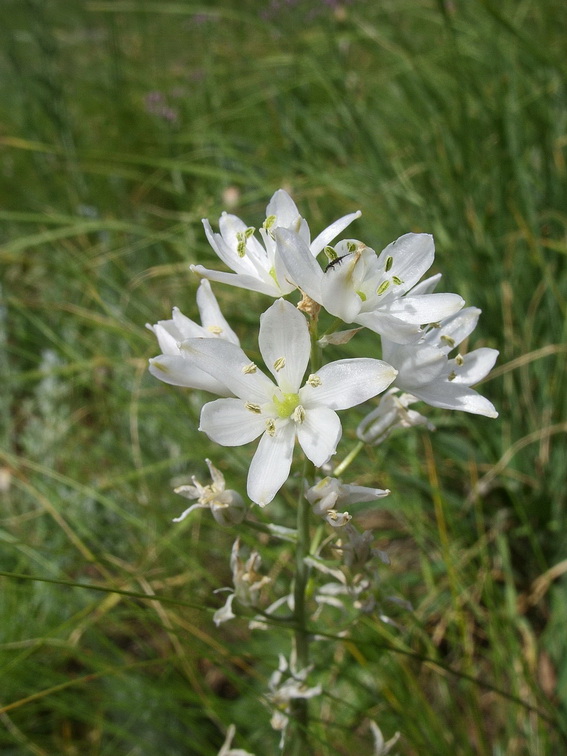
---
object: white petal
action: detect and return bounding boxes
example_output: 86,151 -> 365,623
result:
200,398 -> 267,445
310,210 -> 362,256
387,293 -> 464,324
258,299 -> 310,392
217,213 -> 272,277
148,322 -> 184,354
356,311 -> 423,343
195,280 -> 240,344
452,348 -> 499,385
297,407 -> 341,466
247,423 -> 296,506
275,227 -> 323,301
410,272 -> 442,296
191,264 -> 282,297
148,355 -> 233,395
301,359 -> 397,410
169,307 -> 205,340
382,342 -> 446,389
180,338 -> 274,402
172,502 -> 206,523
412,382 -> 498,417
266,189 -> 301,229
202,217 -> 252,274
425,306 -> 480,352
320,257 -> 365,322
213,592 -> 236,626
342,485 -> 389,504
376,233 -> 435,292
270,240 -> 299,295
205,458 -> 225,489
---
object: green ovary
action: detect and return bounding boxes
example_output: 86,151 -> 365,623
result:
273,392 -> 300,418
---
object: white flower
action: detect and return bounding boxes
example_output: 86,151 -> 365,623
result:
191,189 -> 361,297
213,538 -> 271,626
180,299 -> 397,506
306,476 -> 390,527
382,306 -> 499,417
173,458 -> 245,526
276,230 -> 464,343
311,576 -> 380,619
217,724 -> 255,756
266,653 -> 322,745
369,721 -> 401,755
357,388 -> 435,445
148,279 -> 239,395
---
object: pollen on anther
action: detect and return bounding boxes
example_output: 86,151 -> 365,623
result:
242,363 -> 257,374
245,402 -> 262,414
265,418 -> 276,436
307,374 -> 322,387
206,325 -> 223,336
291,405 -> 306,423
273,357 -> 286,372
441,335 -> 456,348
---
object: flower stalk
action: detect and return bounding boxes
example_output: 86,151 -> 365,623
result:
145,187 -> 500,754
289,461 -> 314,754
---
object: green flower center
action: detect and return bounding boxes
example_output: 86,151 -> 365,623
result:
273,392 -> 300,418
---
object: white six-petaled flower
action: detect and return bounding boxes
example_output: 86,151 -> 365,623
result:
147,279 -> 239,395
213,537 -> 271,627
179,299 -> 397,506
173,458 -> 246,527
381,306 -> 499,417
306,476 -> 390,528
191,188 -> 361,297
266,653 -> 322,746
276,229 -> 465,343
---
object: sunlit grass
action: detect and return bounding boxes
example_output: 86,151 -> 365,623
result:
1,0 -> 566,752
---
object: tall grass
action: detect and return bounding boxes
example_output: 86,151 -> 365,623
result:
1,0 -> 566,752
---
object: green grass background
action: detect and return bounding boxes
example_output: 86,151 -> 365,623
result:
1,0 -> 566,753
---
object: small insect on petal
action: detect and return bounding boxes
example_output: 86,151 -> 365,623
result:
325,253 -> 353,272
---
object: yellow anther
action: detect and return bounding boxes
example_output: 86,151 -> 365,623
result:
245,402 -> 262,414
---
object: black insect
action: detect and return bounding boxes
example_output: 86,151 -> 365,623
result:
324,253 -> 353,272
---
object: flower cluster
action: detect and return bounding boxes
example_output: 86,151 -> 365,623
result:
147,189 -> 498,752
149,189 -> 497,506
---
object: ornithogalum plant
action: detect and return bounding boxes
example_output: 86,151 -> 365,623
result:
147,189 -> 498,754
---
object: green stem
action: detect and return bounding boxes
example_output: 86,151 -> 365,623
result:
287,313 -> 322,755
289,460 -> 312,754
332,440 -> 364,477
293,457 -> 314,667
